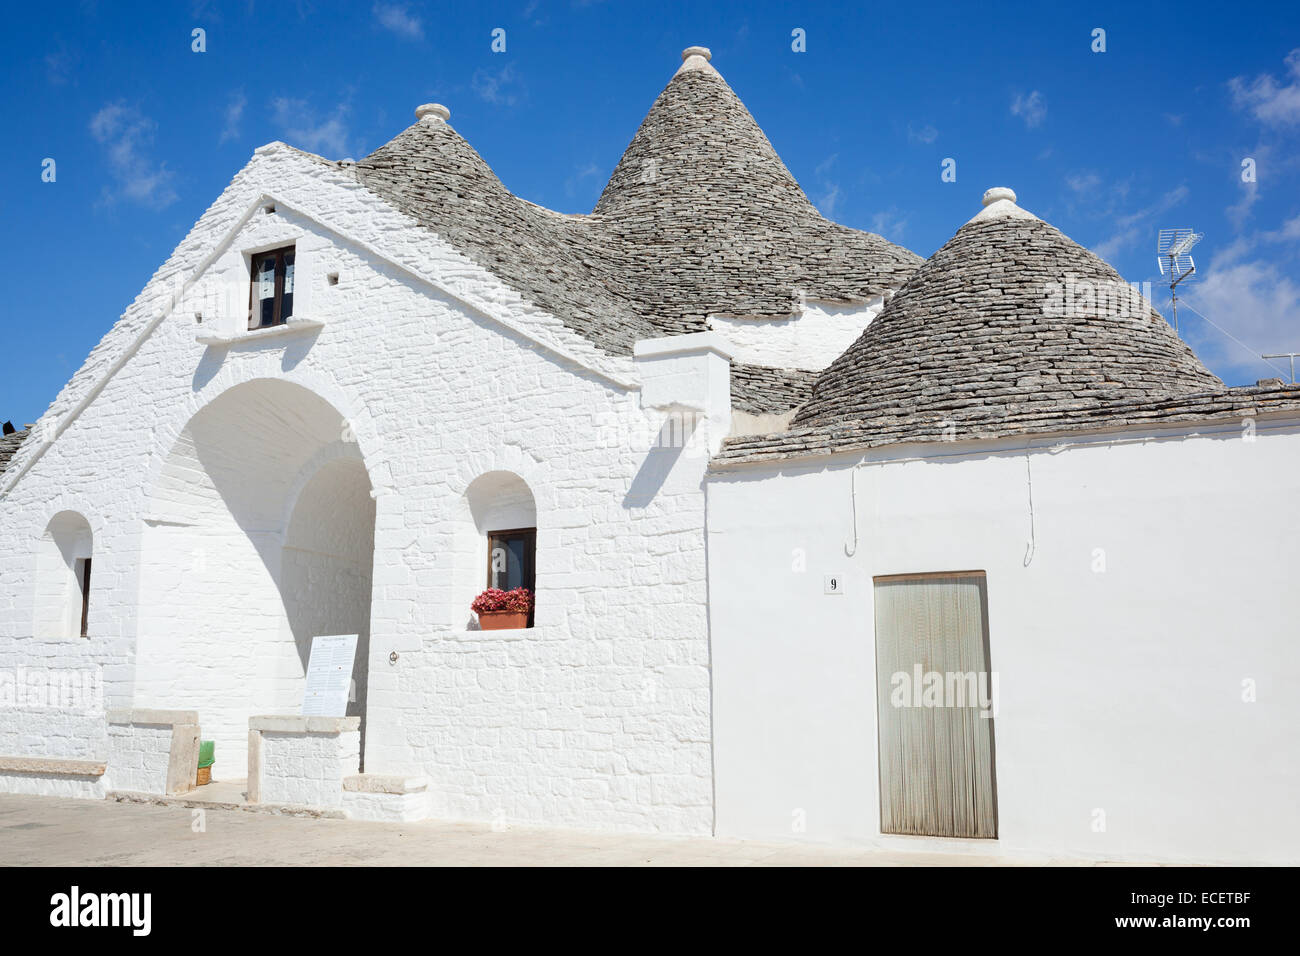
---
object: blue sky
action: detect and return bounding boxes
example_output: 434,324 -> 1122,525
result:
2,0 -> 1299,425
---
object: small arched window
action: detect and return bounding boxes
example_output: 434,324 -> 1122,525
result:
460,472 -> 538,628
34,511 -> 93,639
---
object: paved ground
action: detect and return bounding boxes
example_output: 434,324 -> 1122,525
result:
0,792 -> 1093,866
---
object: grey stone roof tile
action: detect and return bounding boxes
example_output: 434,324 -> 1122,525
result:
351,52 -> 921,360
712,194 -> 1300,465
730,364 -> 817,414
0,429 -> 29,476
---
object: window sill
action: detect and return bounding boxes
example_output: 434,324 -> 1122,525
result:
196,315 -> 324,346
443,626 -> 538,642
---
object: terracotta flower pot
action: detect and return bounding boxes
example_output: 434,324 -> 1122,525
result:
477,610 -> 529,630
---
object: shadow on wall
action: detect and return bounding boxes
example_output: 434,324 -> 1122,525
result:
134,378 -> 376,778
623,414 -> 700,509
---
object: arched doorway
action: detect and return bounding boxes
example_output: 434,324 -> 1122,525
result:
134,379 -> 376,781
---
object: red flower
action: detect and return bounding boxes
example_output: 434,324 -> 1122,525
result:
471,587 -> 534,614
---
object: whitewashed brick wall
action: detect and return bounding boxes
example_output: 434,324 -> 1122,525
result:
0,770 -> 104,800
0,145 -> 715,834
105,723 -> 173,794
256,727 -> 360,808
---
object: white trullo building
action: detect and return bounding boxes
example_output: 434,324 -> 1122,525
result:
1,47 -> 1296,864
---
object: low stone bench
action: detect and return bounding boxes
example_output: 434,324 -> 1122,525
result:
0,755 -> 108,800
106,709 -> 201,796
342,773 -> 430,822
248,716 -> 359,810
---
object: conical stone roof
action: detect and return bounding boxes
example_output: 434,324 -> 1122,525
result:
591,46 -> 921,333
356,110 -> 659,356
709,188 -> 1300,466
791,188 -> 1225,433
350,48 -> 921,368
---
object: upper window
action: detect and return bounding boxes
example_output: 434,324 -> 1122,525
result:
249,246 -> 295,329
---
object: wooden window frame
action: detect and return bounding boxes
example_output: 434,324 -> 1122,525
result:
248,246 -> 296,329
76,557 -> 92,638
486,527 -> 536,627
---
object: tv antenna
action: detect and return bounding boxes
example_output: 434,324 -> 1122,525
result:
1261,353 -> 1299,384
1157,228 -> 1202,334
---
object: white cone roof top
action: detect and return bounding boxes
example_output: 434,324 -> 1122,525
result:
968,185 -> 1039,224
415,103 -> 450,124
676,45 -> 717,75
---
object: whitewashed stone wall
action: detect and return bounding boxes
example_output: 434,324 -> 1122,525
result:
0,145 -> 714,833
340,774 -> 429,822
105,710 -> 199,795
252,718 -> 360,808
708,419 -> 1300,864
708,298 -> 884,371
105,724 -> 172,794
0,768 -> 105,799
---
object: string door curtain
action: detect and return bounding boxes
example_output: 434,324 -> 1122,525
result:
874,573 -> 998,839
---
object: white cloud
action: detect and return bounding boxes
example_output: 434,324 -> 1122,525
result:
869,208 -> 908,242
1229,48 -> 1300,127
564,161 -> 601,198
373,3 -> 424,40
1268,214 -> 1300,241
88,102 -> 178,209
810,154 -> 840,218
907,123 -> 938,144
45,46 -> 75,86
272,98 -> 351,157
1092,185 -> 1189,262
220,90 -> 246,144
1225,180 -> 1259,232
1011,90 -> 1046,129
472,65 -> 522,106
1183,252 -> 1300,382
1065,171 -> 1101,195
816,184 -> 841,218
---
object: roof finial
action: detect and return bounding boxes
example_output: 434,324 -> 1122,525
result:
415,103 -> 450,124
681,46 -> 712,62
982,186 -> 1017,207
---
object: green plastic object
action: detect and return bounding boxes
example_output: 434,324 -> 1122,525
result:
197,740 -> 215,769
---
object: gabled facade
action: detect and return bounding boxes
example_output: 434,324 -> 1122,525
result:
2,50 -> 1297,864
0,48 -> 916,833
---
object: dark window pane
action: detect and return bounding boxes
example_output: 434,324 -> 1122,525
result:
255,256 -> 276,327
488,530 -> 536,592
281,254 -> 294,319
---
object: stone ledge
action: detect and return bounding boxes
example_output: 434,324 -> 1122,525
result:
196,314 -> 324,346
107,708 -> 200,727
0,756 -> 107,777
249,715 -> 360,734
343,774 -> 428,794
633,330 -> 736,361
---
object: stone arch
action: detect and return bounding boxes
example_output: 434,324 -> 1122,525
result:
33,510 -> 94,640
134,378 -> 376,780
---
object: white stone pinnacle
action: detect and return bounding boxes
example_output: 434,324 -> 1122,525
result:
968,185 -> 1038,224
676,46 -> 717,76
982,186 -> 1017,207
415,103 -> 450,124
